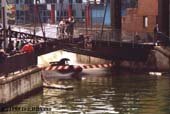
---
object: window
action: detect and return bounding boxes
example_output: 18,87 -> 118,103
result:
64,10 -> 67,16
7,0 -> 15,4
59,0 -> 63,3
156,16 -> 158,24
82,10 -> 85,17
57,11 -> 60,16
76,0 -> 82,3
143,16 -> 148,28
16,0 -> 19,4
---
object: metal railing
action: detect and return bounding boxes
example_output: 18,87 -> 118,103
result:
0,52 -> 37,76
92,29 -> 156,43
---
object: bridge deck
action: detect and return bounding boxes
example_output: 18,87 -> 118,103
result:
3,30 -> 155,61
0,29 -> 156,75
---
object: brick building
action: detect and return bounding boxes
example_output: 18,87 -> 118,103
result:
122,0 -> 158,41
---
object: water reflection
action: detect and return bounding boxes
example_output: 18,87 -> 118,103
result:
5,70 -> 170,114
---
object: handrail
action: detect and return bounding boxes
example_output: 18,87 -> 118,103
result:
157,32 -> 170,45
0,52 -> 37,76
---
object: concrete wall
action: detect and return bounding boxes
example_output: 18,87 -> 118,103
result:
0,67 -> 42,105
76,54 -> 110,64
118,46 -> 170,72
38,50 -> 111,67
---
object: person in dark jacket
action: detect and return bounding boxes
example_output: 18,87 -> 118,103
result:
6,40 -> 14,54
0,49 -> 7,64
153,24 -> 159,42
68,16 -> 75,39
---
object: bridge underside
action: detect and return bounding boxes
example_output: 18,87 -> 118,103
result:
59,40 -> 154,61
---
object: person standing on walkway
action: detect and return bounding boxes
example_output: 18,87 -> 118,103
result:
65,19 -> 70,38
68,16 -> 75,39
154,24 -> 159,43
59,19 -> 66,39
6,40 -> 14,55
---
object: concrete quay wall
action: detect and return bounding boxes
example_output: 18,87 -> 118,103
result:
150,46 -> 170,71
117,46 -> 170,72
0,67 -> 42,106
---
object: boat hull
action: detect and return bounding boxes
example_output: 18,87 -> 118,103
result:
42,65 -> 83,79
42,70 -> 81,79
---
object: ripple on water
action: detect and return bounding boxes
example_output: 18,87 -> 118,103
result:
11,71 -> 170,114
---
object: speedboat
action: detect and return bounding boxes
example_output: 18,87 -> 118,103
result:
42,58 -> 83,79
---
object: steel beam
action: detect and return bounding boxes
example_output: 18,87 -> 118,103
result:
110,0 -> 121,41
110,0 -> 121,30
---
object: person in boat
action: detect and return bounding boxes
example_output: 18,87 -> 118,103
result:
57,58 -> 70,65
50,58 -> 70,66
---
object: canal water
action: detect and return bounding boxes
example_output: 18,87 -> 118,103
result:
8,71 -> 170,114
4,51 -> 170,114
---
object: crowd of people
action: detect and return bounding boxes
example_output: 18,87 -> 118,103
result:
57,16 -> 93,48
0,16 -> 93,64
0,38 -> 35,63
57,16 -> 75,39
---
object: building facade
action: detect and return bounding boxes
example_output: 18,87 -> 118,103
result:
1,0 -> 34,24
15,0 -> 34,24
122,0 -> 158,41
55,0 -> 84,22
6,0 -> 86,24
4,0 -> 109,25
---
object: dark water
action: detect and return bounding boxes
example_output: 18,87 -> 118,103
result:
3,70 -> 170,114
